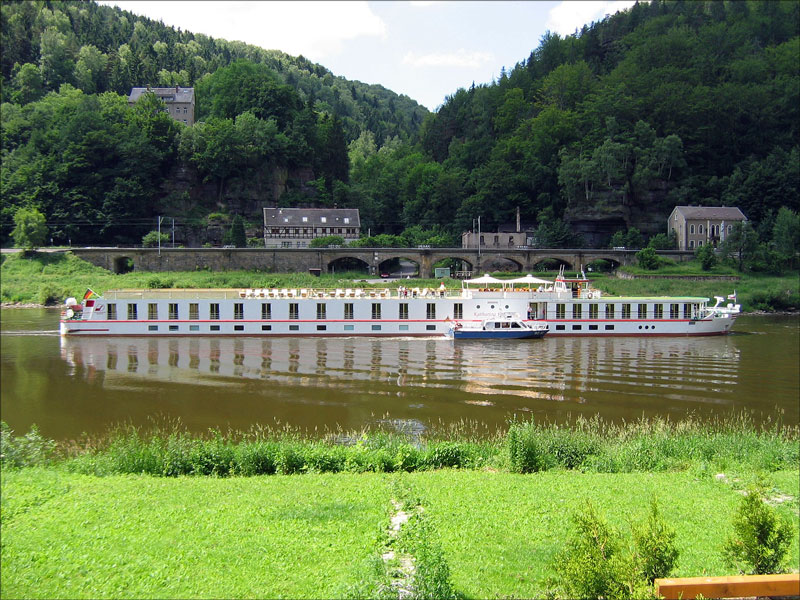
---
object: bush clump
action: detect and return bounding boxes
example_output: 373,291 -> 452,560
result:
553,499 -> 678,599
723,481 -> 795,574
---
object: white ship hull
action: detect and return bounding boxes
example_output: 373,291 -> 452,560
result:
60,285 -> 739,338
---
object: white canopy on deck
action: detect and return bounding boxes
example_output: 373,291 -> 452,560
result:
507,274 -> 551,285
463,274 -> 505,286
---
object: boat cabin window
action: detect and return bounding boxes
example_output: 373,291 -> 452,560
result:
426,303 -> 436,320
289,303 -> 299,320
169,303 -> 179,320
261,303 -> 271,320
189,303 -> 199,320
209,303 -> 220,320
399,303 -> 408,320
148,303 -> 158,320
371,303 -> 381,320
573,304 -> 582,319
556,304 -> 565,319
654,304 -> 664,319
107,303 -> 117,320
589,304 -> 598,319
127,304 -> 138,320
511,322 -> 521,328
605,304 -> 614,319
683,303 -> 692,318
234,303 -> 244,320
670,304 -> 679,319
638,304 -> 647,319
622,304 -> 631,319
454,303 -> 463,319
344,303 -> 354,320
316,303 -> 326,320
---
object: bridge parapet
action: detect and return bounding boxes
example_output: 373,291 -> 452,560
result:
68,247 -> 693,275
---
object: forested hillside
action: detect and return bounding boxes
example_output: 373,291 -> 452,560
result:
1,0 -> 798,251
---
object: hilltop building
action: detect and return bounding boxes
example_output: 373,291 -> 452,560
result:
128,86 -> 195,126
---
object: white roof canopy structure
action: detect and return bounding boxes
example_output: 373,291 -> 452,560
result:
507,274 -> 551,285
464,274 -> 505,285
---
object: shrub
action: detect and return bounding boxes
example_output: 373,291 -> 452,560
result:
0,422 -> 56,469
636,247 -> 660,270
141,230 -> 170,248
723,482 -> 794,574
696,244 -> 717,270
554,501 -> 640,599
507,421 -> 548,473
632,498 -> 679,583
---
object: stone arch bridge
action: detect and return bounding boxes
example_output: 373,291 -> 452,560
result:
70,247 -> 694,277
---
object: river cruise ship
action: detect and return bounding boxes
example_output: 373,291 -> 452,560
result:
60,272 -> 739,338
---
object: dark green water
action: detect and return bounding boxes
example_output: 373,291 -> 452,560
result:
1,309 -> 797,440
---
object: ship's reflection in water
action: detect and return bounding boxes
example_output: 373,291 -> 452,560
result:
58,334 -> 747,435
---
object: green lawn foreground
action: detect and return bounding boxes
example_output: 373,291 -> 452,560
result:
2,468 -> 798,599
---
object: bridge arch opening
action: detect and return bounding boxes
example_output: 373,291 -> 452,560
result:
377,257 -> 419,278
586,258 -> 620,272
113,256 -> 134,274
327,256 -> 370,275
432,257 -> 474,278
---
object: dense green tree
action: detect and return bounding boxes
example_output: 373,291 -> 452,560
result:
12,206 -> 48,249
10,63 -> 44,104
771,207 -> 800,269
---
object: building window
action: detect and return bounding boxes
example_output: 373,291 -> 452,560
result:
316,303 -> 326,320
234,303 -> 244,320
670,303 -> 679,319
169,303 -> 179,320
698,240 -> 703,246
189,303 -> 199,320
556,304 -> 565,319
426,303 -> 436,320
479,235 -> 485,245
289,303 -> 299,319
605,304 -> 614,319
689,240 -> 695,249
399,303 -> 409,320
344,303 -> 354,320
622,304 -> 631,319
589,304 -> 598,319
572,304 -> 582,319
302,216 -> 308,222
127,304 -> 138,320
698,224 -> 704,234
690,224 -> 695,234
638,303 -> 647,319
321,217 -> 327,223
344,217 -> 350,224
654,304 -> 663,319
728,224 -> 732,233
454,303 -> 463,319
371,303 -> 381,320
209,303 -> 220,320
262,303 -> 271,320
148,303 -> 158,320
107,303 -> 117,320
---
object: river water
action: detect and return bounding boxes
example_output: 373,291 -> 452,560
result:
1,309 -> 797,441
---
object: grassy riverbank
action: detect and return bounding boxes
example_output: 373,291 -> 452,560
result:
2,416 -> 798,598
2,467 -> 797,599
1,251 -> 798,311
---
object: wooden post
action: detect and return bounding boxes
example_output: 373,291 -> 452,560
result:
655,573 -> 800,599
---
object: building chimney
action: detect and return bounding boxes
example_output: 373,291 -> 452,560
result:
516,206 -> 521,233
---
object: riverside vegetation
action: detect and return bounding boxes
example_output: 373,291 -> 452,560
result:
1,415 -> 798,598
1,250 -> 799,312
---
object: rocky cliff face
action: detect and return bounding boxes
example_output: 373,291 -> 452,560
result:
157,160 -> 318,246
564,180 -> 674,247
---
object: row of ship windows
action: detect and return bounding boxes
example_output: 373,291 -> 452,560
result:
554,303 -> 700,319
105,302 -> 456,321
143,324 -> 438,332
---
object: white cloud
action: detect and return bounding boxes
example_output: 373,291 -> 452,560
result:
100,1 -> 386,60
546,1 -> 639,36
402,49 -> 494,68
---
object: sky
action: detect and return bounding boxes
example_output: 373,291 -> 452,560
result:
99,1 -> 638,111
